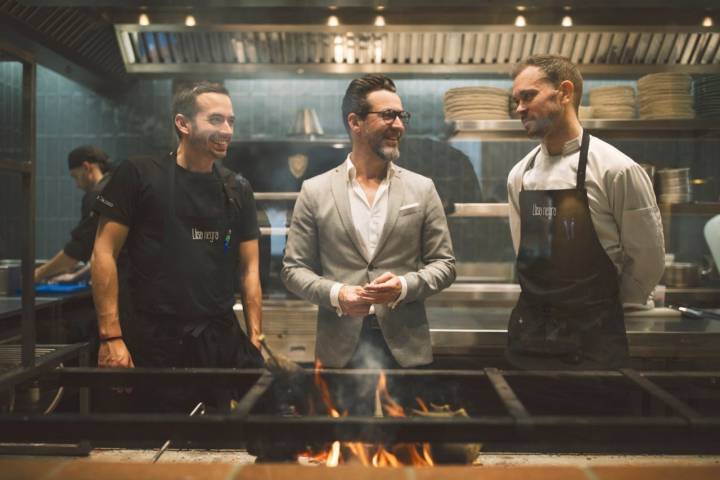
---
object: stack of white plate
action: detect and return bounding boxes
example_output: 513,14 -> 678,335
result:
444,86 -> 511,121
637,73 -> 695,120
588,85 -> 636,119
694,75 -> 720,119
657,168 -> 692,204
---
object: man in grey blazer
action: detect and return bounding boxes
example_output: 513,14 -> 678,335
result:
282,74 -> 456,373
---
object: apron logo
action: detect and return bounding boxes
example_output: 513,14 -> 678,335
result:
531,204 -> 557,219
191,228 -> 220,242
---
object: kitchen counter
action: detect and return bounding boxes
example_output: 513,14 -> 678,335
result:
238,299 -> 720,367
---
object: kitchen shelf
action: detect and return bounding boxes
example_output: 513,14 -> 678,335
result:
658,202 -> 720,215
450,119 -> 720,140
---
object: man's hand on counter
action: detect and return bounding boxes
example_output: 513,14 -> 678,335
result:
98,338 -> 134,369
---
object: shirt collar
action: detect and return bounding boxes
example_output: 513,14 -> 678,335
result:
540,128 -> 584,157
345,154 -> 396,182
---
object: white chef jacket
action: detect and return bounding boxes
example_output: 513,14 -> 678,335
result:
507,130 -> 665,305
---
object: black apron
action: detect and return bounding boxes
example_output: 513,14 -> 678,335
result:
506,132 -> 629,370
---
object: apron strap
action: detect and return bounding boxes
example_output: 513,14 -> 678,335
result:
576,130 -> 591,190
520,146 -> 542,193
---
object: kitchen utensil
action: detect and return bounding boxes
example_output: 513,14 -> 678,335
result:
152,401 -> 205,463
669,305 -> 720,321
661,261 -> 713,287
258,333 -> 303,376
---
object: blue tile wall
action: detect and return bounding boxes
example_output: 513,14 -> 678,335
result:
0,61 -> 24,259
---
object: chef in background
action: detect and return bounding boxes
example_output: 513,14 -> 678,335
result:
34,145 -> 112,283
506,54 -> 665,369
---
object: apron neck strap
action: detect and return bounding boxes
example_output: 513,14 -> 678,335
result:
576,130 -> 590,190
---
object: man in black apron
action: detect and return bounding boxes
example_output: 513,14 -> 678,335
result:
91,82 -> 263,412
506,55 -> 665,370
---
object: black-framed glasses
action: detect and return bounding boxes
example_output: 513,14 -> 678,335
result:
367,109 -> 411,125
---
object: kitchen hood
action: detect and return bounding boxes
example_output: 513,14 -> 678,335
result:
115,24 -> 720,77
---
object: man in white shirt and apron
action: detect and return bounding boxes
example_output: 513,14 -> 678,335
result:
506,55 -> 665,370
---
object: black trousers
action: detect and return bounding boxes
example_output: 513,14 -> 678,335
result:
124,309 -> 263,413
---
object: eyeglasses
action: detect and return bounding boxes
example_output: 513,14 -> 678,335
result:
367,109 -> 411,125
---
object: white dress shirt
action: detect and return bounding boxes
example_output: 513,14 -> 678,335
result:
330,156 -> 408,315
507,130 -> 665,305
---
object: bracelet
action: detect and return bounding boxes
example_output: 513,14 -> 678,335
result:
100,336 -> 123,343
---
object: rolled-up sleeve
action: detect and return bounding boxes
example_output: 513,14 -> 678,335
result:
611,164 -> 666,304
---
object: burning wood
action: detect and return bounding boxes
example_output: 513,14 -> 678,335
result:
297,364 -> 437,467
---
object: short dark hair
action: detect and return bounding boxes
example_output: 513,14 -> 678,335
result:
341,74 -> 397,133
512,54 -> 583,112
67,145 -> 110,172
172,81 -> 230,139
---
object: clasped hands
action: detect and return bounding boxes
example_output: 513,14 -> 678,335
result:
338,271 -> 402,316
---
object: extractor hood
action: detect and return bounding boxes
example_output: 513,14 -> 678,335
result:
116,24 -> 720,77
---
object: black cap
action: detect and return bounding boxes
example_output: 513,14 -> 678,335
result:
67,145 -> 109,170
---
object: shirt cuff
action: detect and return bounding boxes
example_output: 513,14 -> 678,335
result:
330,282 -> 344,317
389,276 -> 407,310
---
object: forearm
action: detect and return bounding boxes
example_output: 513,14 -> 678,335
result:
404,258 -> 456,303
239,266 -> 262,340
34,251 -> 80,282
91,249 -> 122,339
281,265 -> 336,309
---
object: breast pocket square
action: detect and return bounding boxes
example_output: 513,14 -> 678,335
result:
399,202 -> 420,215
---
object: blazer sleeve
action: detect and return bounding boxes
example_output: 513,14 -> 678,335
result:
281,182 -> 336,310
403,180 -> 457,303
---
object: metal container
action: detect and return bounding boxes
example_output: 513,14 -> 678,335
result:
289,108 -> 324,137
661,261 -> 711,288
0,260 -> 22,295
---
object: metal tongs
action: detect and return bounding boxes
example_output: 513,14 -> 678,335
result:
257,334 -> 304,376
669,305 -> 720,321
152,401 -> 205,463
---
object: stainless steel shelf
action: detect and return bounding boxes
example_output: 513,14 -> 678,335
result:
450,119 -> 720,140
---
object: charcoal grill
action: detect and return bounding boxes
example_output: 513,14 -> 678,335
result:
1,365 -> 720,455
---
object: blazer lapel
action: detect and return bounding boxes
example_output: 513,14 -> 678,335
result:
370,167 -> 404,263
330,167 -> 370,263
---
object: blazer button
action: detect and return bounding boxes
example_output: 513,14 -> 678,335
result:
368,264 -> 375,271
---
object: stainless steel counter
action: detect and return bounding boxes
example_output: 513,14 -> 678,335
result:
237,298 -> 720,364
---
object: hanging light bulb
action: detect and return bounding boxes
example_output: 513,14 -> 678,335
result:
514,15 -> 527,27
702,16 -> 713,27
138,13 -> 150,26
185,15 -> 196,27
562,15 -> 573,27
334,35 -> 344,63
374,15 -> 386,27
516,6 -> 526,12
327,15 -> 340,27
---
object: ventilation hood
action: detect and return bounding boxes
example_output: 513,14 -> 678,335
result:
116,24 -> 720,77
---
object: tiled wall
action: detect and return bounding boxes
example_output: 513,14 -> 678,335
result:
1,69 -> 718,266
0,61 -> 24,259
33,68 -> 171,259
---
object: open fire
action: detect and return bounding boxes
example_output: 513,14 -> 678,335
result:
298,362 -> 435,467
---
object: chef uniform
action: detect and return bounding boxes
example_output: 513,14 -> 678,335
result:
506,131 -> 664,369
94,152 -> 263,411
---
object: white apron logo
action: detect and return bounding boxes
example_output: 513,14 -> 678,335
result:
531,204 -> 557,219
191,228 -> 220,242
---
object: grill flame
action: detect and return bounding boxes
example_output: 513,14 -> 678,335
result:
298,361 -> 434,467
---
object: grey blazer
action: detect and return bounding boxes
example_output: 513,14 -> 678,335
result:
281,163 -> 456,368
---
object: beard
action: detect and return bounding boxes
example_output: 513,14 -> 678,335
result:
522,102 -> 563,139
368,131 -> 401,163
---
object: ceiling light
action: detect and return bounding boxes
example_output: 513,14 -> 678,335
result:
563,5 -> 572,11
327,15 -> 340,27
561,15 -> 573,27
702,15 -> 713,27
185,15 -> 196,27
514,15 -> 527,27
328,5 -> 337,10
374,15 -> 386,27
138,13 -> 150,26
516,6 -> 526,12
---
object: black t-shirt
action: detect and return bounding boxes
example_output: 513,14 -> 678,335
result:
63,173 -> 112,262
93,154 -> 259,315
